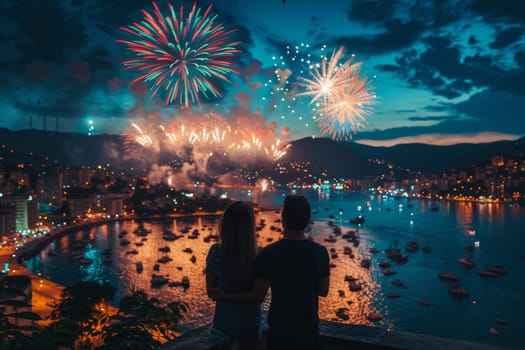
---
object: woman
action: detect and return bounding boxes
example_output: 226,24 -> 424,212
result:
206,201 -> 261,349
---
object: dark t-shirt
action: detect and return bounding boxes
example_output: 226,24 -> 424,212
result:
255,239 -> 330,337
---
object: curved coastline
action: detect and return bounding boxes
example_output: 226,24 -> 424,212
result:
17,212 -> 224,263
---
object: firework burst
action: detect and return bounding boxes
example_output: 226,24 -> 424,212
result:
124,113 -> 289,162
118,2 -> 241,107
298,46 -> 376,140
296,47 -> 349,104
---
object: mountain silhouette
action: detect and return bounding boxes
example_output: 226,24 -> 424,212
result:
1,128 -> 523,176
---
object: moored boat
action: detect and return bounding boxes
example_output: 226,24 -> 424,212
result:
458,257 -> 475,268
438,272 -> 459,282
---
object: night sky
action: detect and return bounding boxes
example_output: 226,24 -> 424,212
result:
1,0 -> 524,146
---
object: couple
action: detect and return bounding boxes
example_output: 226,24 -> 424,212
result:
205,195 -> 330,350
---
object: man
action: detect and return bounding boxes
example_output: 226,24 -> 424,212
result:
255,195 -> 330,349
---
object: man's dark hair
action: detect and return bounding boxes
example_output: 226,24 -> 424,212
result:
282,195 -> 311,231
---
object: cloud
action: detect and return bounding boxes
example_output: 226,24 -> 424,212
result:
424,103 -> 454,112
470,0 -> 525,24
515,51 -> 525,67
454,90 -> 525,132
378,35 -> 525,98
331,19 -> 426,56
394,109 -> 417,113
1,1 -> 88,65
408,115 -> 459,121
346,0 -> 399,25
356,132 -> 522,147
489,27 -> 523,49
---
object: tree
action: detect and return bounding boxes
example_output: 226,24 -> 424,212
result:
47,281 -> 116,349
0,284 -> 42,349
98,287 -> 187,349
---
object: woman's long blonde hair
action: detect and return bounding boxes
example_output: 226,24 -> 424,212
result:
219,201 -> 257,292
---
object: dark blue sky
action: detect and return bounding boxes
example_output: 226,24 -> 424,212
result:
1,0 -> 524,145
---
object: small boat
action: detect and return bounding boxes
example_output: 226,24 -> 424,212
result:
383,269 -> 396,276
162,232 -> 180,241
491,265 -> 507,275
135,262 -> 143,273
422,246 -> 432,253
392,279 -> 407,288
458,257 -> 475,268
387,293 -> 401,299
438,272 -> 459,282
448,285 -> 469,297
348,281 -> 362,292
366,312 -> 383,322
349,216 -> 365,225
157,256 -> 172,264
168,276 -> 190,289
344,275 -> 358,282
151,274 -> 169,288
360,258 -> 371,269
343,247 -> 353,255
79,258 -> 93,266
489,328 -> 500,336
495,318 -> 507,325
419,300 -> 430,307
405,242 -> 419,253
379,261 -> 391,268
477,270 -> 498,278
335,308 -> 350,321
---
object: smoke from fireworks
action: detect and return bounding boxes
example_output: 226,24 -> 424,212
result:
123,112 -> 289,164
118,2 -> 241,107
298,47 -> 375,140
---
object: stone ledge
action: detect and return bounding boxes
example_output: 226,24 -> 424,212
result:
164,320 -> 520,350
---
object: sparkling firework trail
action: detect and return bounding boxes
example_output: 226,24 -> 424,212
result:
118,2 -> 241,107
296,47 -> 349,104
124,114 -> 289,162
298,46 -> 376,140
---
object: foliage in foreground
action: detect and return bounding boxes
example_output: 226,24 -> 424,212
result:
1,281 -> 187,350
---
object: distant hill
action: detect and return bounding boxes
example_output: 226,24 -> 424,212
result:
281,137 -> 385,178
347,137 -> 525,173
1,128 -> 524,176
0,128 -> 125,167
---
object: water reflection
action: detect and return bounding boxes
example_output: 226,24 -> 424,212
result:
27,197 -> 525,347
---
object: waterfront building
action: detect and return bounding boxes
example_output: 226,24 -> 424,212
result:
0,203 -> 16,238
0,194 -> 38,232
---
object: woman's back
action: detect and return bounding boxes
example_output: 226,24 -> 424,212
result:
206,243 -> 261,335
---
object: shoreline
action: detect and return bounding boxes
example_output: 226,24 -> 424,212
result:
2,211 -> 225,321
